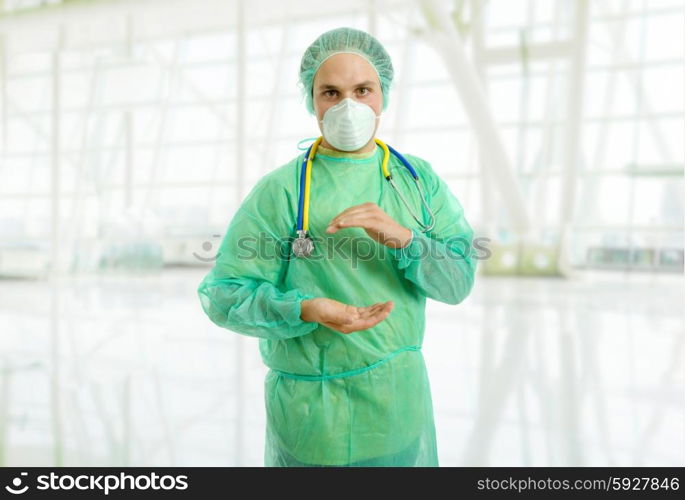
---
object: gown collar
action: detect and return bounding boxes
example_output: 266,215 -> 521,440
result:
316,143 -> 379,161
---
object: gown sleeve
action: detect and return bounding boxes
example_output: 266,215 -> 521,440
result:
387,157 -> 477,305
197,170 -> 320,340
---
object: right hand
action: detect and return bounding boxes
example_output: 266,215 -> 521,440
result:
300,297 -> 394,334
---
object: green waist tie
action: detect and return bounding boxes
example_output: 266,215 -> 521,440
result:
272,345 -> 422,382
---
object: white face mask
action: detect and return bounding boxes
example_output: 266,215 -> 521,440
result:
319,98 -> 381,152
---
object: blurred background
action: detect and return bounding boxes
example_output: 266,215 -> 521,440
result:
0,0 -> 683,466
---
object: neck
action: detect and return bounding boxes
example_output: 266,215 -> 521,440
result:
320,137 -> 376,154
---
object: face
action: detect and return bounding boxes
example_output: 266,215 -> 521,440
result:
312,53 -> 382,152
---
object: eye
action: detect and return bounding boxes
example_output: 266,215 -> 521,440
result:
324,89 -> 338,97
358,87 -> 371,95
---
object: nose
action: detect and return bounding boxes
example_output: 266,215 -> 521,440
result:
336,91 -> 361,102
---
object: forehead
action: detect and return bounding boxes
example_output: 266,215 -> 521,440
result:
314,53 -> 379,88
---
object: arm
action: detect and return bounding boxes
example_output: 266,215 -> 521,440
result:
197,172 -> 320,340
198,273 -> 318,340
388,162 -> 477,305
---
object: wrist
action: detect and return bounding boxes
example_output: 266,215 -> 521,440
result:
300,298 -> 316,322
397,227 -> 414,249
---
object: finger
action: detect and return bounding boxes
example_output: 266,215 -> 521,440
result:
326,214 -> 382,233
352,307 -> 392,331
324,309 -> 385,334
328,204 -> 370,224
364,300 -> 393,311
326,301 -> 393,333
371,301 -> 394,318
327,204 -> 379,228
359,301 -> 391,318
357,305 -> 383,320
328,301 -> 382,325
335,214 -> 380,228
352,302 -> 393,327
356,301 -> 388,314
327,211 -> 372,232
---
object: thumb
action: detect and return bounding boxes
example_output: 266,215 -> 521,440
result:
328,303 -> 356,325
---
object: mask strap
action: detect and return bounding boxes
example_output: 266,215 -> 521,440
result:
297,137 -> 319,151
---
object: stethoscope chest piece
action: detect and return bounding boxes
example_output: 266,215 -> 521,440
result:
292,230 -> 314,258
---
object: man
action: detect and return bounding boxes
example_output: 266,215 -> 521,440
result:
198,27 -> 476,466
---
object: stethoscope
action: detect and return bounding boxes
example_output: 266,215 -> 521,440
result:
292,136 -> 436,258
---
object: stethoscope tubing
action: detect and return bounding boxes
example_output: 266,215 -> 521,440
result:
296,137 -> 435,234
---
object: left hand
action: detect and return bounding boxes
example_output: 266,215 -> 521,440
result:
325,202 -> 412,249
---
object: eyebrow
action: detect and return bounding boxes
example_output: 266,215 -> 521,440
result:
317,80 -> 377,91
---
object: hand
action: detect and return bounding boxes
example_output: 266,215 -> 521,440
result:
325,202 -> 412,249
300,297 -> 394,334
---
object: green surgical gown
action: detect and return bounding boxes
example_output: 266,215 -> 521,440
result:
198,143 -> 476,466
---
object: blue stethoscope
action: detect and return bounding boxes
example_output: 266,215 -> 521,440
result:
293,136 -> 436,258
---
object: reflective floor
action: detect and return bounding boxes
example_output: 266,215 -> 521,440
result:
0,269 -> 682,466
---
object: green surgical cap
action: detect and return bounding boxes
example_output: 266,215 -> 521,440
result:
298,27 -> 394,116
